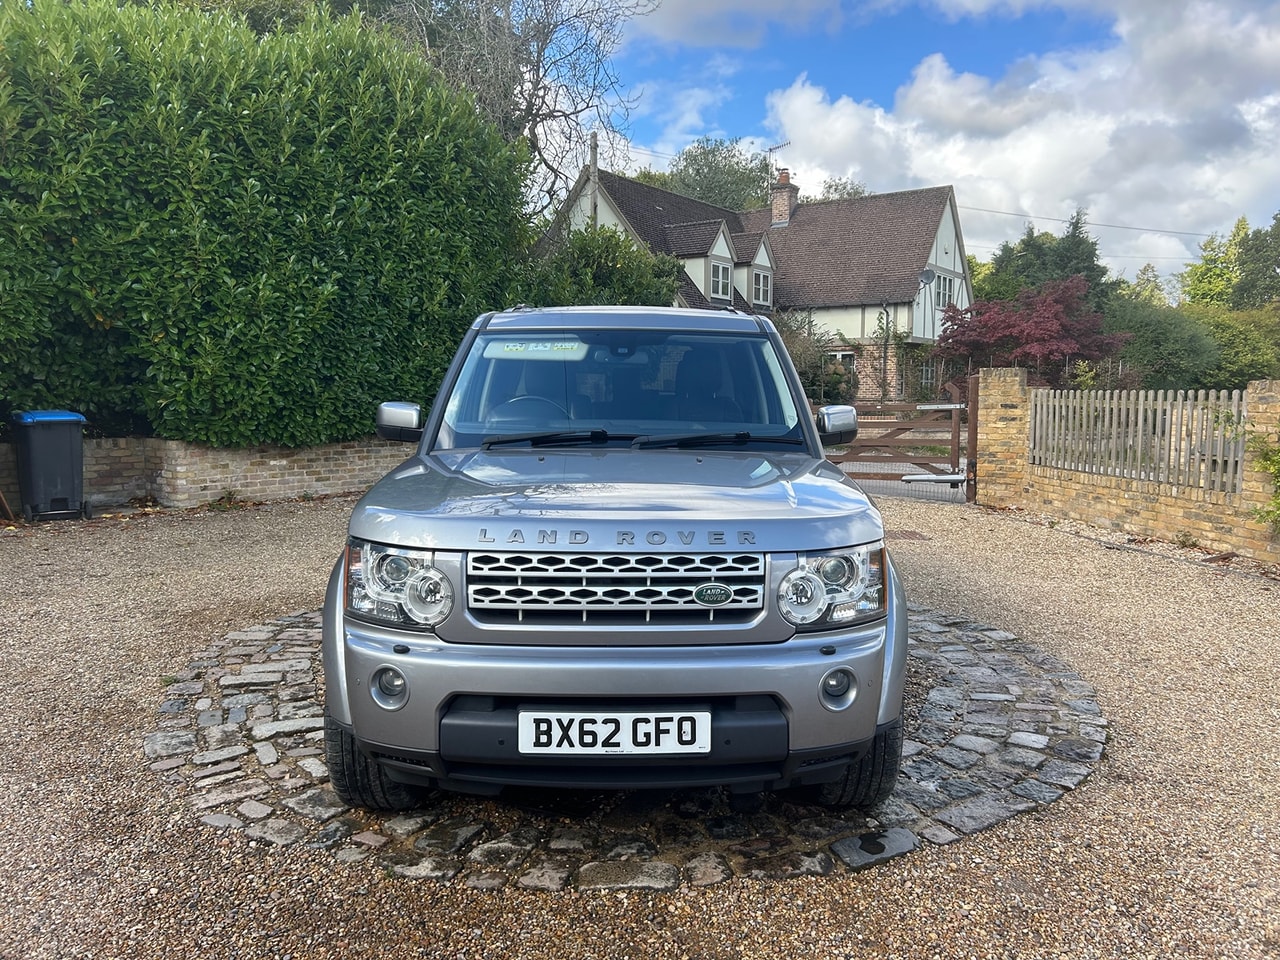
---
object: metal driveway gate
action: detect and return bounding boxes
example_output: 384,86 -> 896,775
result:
826,379 -> 978,503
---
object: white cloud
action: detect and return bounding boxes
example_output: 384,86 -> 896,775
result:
617,48 -> 771,170
626,80 -> 737,163
893,54 -> 1072,138
757,0 -> 1280,277
616,0 -> 1280,278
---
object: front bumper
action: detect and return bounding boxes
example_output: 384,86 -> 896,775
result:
327,634 -> 897,795
321,555 -> 908,795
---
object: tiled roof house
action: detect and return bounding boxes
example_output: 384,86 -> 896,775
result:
554,166 -> 974,398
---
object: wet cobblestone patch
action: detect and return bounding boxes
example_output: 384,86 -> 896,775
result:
146,604 -> 1107,890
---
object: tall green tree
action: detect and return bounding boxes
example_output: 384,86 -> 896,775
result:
966,254 -> 995,300
1051,212 -> 1112,308
634,156 -> 868,211
1117,263 -> 1170,306
657,137 -> 773,211
799,175 -> 869,203
632,167 -> 674,191
978,211 -> 1113,310
1180,217 -> 1248,306
973,233 -> 1045,302
523,227 -> 680,306
1231,212 -> 1280,310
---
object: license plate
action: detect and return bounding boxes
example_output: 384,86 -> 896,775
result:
517,710 -> 711,755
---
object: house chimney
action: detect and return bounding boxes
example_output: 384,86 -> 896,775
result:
770,168 -> 799,226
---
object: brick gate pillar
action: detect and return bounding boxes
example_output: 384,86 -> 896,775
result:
976,367 -> 1030,507
1243,380 -> 1280,534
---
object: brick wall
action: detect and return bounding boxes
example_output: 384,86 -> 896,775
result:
0,435 -> 410,517
975,368 -> 1280,566
82,438 -> 154,506
147,438 -> 410,509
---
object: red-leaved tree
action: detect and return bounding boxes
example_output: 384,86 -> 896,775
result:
934,275 -> 1129,387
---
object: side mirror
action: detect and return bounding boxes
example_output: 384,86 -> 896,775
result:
376,401 -> 423,443
815,404 -> 858,444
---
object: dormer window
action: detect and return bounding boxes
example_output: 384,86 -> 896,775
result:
753,270 -> 772,306
710,261 -> 732,299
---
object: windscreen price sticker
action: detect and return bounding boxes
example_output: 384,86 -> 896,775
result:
517,710 -> 711,755
484,340 -> 589,360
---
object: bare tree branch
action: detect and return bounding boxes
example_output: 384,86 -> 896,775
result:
380,0 -> 654,214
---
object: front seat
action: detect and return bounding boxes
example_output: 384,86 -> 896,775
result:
492,361 -> 592,420
674,348 -> 742,422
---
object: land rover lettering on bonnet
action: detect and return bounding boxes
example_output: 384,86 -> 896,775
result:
473,527 -> 758,546
322,305 -> 907,811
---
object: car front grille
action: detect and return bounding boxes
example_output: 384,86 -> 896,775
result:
466,552 -> 766,625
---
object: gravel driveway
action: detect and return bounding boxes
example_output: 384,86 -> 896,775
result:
1,494 -> 1277,960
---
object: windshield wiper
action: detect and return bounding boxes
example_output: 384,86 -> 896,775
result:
482,429 -> 631,449
631,432 -> 806,450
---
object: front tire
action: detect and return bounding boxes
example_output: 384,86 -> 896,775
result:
811,716 -> 903,810
324,711 -> 418,811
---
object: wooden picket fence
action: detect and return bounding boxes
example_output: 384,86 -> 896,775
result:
1030,388 -> 1247,494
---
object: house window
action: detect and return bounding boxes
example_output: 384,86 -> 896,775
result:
752,270 -> 772,306
711,262 -> 732,299
920,360 -> 937,392
935,274 -> 955,308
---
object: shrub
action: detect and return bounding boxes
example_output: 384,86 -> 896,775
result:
0,1 -> 528,445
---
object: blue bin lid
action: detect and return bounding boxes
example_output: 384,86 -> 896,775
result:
12,410 -> 87,424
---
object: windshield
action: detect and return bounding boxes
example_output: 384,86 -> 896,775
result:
433,330 -> 805,451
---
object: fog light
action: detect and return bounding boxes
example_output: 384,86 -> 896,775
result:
377,668 -> 406,698
822,670 -> 851,697
819,667 -> 857,711
371,667 -> 409,709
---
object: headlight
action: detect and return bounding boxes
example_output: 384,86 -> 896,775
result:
778,543 -> 886,629
344,539 -> 454,629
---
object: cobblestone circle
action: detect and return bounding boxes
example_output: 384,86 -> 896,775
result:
145,604 -> 1107,891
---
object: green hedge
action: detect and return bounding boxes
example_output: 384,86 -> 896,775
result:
0,1 -> 528,445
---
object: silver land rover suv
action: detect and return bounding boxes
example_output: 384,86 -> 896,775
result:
322,305 -> 906,811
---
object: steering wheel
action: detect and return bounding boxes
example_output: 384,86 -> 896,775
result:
488,395 -> 570,424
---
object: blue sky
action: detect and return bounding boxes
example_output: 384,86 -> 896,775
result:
602,0 -> 1280,288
